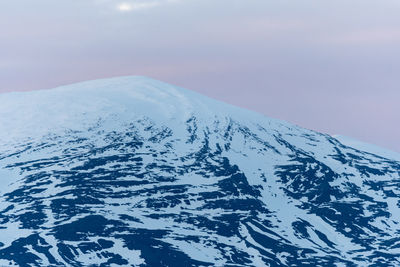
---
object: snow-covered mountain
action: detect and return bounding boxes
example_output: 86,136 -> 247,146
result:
0,76 -> 399,266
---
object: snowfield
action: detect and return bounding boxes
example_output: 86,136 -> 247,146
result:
0,76 -> 399,266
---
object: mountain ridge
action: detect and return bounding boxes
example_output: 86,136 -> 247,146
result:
0,76 -> 285,142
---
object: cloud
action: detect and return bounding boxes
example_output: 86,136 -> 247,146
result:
117,3 -> 133,11
115,0 -> 180,12
117,2 -> 159,11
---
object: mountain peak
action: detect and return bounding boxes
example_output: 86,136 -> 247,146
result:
0,76 -> 197,142
0,76 -> 283,144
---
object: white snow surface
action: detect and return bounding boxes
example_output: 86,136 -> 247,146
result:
334,134 -> 400,161
0,76 -> 283,144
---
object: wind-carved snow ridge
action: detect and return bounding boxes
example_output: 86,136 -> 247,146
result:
0,76 -> 399,266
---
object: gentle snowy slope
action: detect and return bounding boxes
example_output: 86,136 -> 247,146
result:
334,135 -> 400,162
0,76 -> 281,144
0,76 -> 399,266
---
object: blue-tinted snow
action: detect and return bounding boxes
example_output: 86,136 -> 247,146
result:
0,76 -> 399,266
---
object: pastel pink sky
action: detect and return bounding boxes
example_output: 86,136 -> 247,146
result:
1,0 -> 400,152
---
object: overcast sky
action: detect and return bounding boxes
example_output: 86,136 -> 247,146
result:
1,0 -> 399,151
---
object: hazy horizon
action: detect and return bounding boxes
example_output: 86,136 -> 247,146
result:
1,0 -> 400,152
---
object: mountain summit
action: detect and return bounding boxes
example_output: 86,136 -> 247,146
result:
0,76 -> 399,266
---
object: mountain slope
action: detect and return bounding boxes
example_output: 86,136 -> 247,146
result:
334,135 -> 400,162
0,76 -> 399,266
